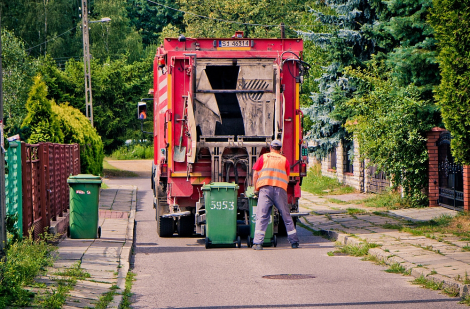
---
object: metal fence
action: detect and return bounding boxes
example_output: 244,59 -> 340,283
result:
20,142 -> 80,239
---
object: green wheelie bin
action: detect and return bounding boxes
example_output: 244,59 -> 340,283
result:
202,182 -> 241,249
67,174 -> 102,239
245,186 -> 277,248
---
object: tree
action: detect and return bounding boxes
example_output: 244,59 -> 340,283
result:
21,75 -> 64,144
127,0 -> 184,46
178,0 -> 307,38
299,0 -> 377,158
88,0 -> 144,63
39,54 -> 153,153
367,0 -> 438,101
0,0 -> 82,59
343,60 -> 436,205
1,29 -> 37,136
429,0 -> 470,165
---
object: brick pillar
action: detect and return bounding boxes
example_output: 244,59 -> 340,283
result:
427,128 -> 446,207
464,166 -> 470,211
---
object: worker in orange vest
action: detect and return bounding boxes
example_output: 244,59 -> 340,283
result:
252,140 -> 299,250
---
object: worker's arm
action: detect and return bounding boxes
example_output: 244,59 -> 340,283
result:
253,170 -> 259,188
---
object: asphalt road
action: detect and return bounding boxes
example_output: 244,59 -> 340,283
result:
104,175 -> 465,309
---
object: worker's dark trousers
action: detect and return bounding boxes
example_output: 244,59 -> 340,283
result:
253,186 -> 299,245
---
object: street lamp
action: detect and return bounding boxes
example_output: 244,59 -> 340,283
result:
81,0 -> 110,127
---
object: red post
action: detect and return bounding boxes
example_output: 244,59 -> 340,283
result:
464,166 -> 470,211
427,128 -> 447,207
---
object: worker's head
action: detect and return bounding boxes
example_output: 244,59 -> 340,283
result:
270,140 -> 282,153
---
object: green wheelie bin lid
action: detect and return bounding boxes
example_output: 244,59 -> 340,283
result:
67,174 -> 102,184
202,182 -> 239,191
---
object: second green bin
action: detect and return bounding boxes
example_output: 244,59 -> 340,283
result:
202,182 -> 241,248
246,186 -> 277,247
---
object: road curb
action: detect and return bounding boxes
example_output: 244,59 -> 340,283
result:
108,188 -> 137,309
316,227 -> 470,298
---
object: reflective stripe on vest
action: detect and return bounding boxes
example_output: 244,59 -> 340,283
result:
255,152 -> 288,191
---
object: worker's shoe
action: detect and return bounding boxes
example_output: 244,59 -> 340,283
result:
252,244 -> 263,250
291,242 -> 300,249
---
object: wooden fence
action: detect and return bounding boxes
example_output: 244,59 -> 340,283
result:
21,142 -> 80,239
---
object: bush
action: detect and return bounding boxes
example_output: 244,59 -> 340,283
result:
0,234 -> 56,308
52,103 -> 104,175
110,143 -> 153,160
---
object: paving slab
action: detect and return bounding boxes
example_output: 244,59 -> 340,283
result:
300,188 -> 470,293
25,186 -> 136,309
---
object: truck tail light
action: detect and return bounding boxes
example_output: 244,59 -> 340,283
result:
161,164 -> 168,175
158,57 -> 165,68
300,162 -> 307,177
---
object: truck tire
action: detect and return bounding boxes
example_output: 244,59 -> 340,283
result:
177,216 -> 194,237
158,216 -> 174,237
156,194 -> 173,237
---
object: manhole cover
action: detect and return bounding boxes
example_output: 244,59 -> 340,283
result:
262,274 -> 315,280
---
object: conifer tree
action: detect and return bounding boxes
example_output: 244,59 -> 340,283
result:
21,75 -> 64,144
430,0 -> 470,165
298,0 -> 377,158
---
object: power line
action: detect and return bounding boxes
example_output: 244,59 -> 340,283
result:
26,26 -> 78,52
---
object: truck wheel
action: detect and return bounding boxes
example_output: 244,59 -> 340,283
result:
158,216 -> 174,237
156,197 -> 173,237
177,216 -> 194,237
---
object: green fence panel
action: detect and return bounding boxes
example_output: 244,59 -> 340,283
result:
5,141 -> 23,238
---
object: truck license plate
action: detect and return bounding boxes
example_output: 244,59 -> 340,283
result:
218,40 -> 250,48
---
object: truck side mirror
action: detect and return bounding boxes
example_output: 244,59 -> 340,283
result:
137,102 -> 147,120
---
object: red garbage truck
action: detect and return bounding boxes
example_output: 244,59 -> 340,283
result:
147,31 -> 309,237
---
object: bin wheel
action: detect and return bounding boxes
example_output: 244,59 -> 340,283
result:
237,236 -> 241,248
273,234 -> 277,247
67,226 -> 70,238
205,237 -> 211,249
98,226 -> 101,239
247,236 -> 252,248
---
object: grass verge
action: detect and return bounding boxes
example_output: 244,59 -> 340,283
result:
412,275 -> 460,298
328,241 -> 381,257
120,272 -> 136,309
353,191 -> 409,210
302,164 -> 355,196
110,144 -> 153,160
103,159 -> 138,178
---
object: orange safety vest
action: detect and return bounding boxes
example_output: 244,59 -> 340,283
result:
255,152 -> 289,191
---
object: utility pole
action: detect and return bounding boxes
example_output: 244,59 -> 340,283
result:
81,0 -> 93,127
0,10 -> 7,255
280,23 -> 285,39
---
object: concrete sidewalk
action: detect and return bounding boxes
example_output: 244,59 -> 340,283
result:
299,191 -> 470,297
32,185 -> 136,309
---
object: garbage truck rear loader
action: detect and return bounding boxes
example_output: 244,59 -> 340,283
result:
149,32 -> 309,237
